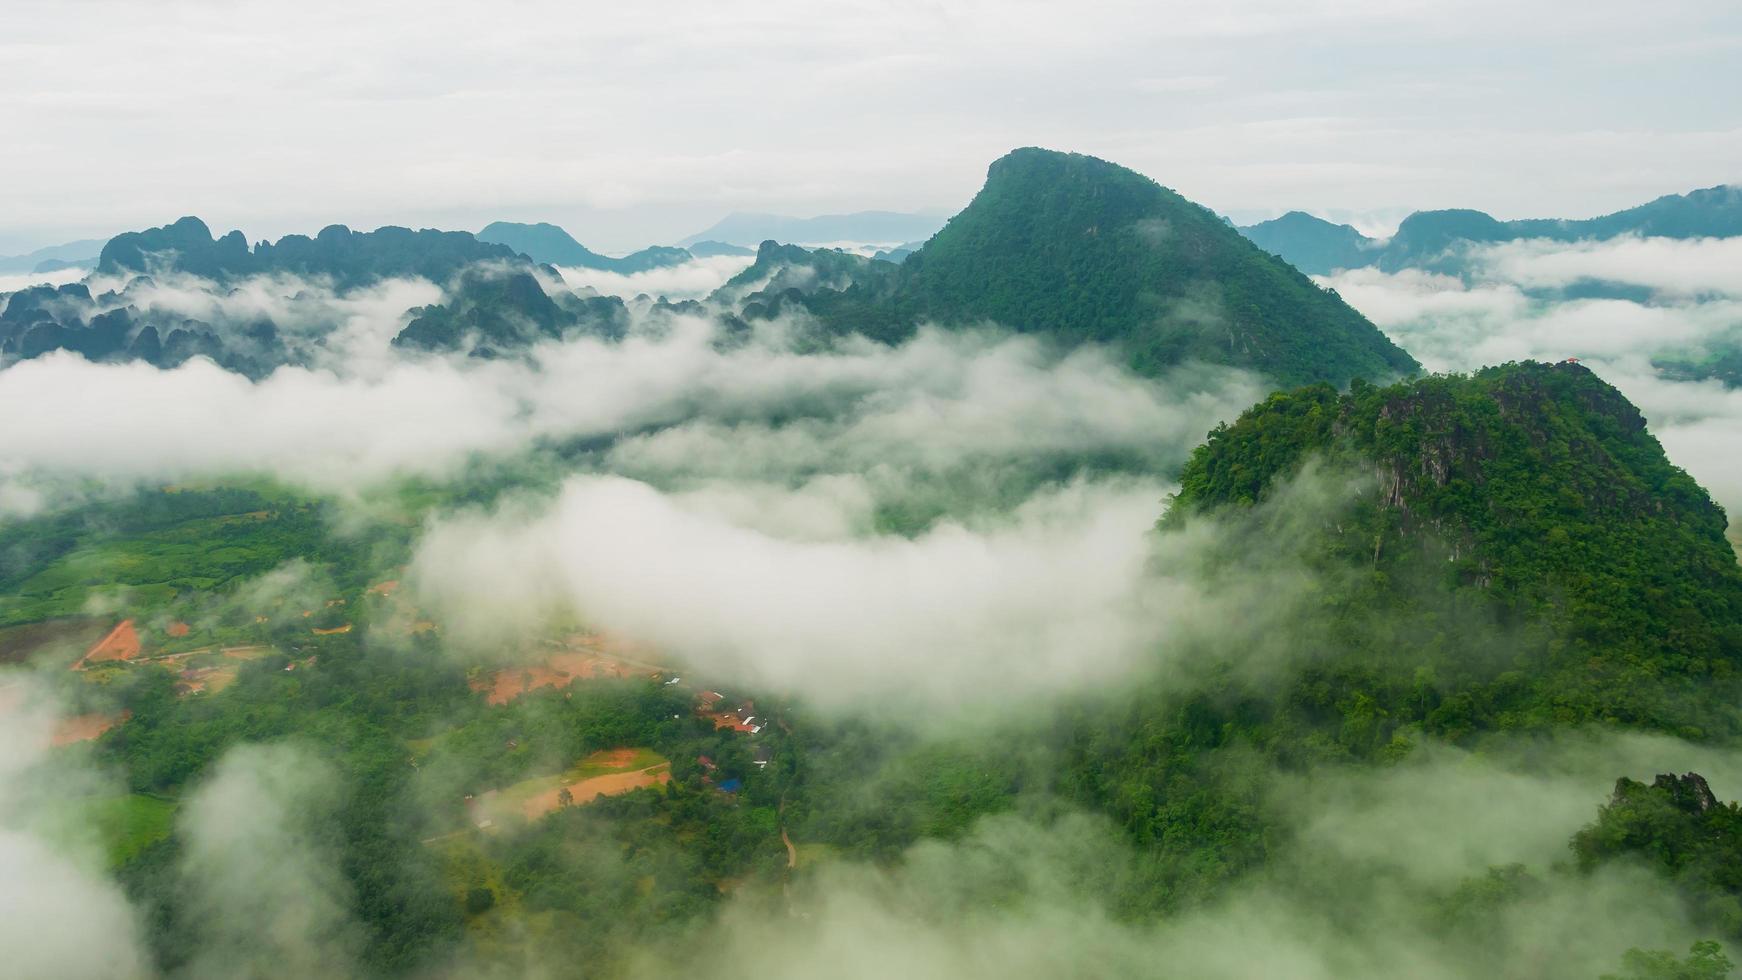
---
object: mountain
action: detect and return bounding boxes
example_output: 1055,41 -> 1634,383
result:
1167,360 -> 1742,734
871,240 -> 927,263
712,240 -> 898,311
684,240 -> 756,258
1573,772 -> 1742,936
779,147 -> 1418,388
678,210 -> 946,248
392,268 -> 628,355
1238,212 -> 1375,275
99,216 -> 524,288
1240,183 -> 1742,274
0,239 -> 105,275
476,221 -> 693,273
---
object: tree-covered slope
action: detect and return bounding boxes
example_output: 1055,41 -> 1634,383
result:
711,240 -> 900,314
798,148 -> 1419,387
392,268 -> 628,354
1574,772 -> 1742,938
1167,360 -> 1742,736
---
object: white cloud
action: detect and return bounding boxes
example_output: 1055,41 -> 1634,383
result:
0,679 -> 150,980
412,475 -> 1194,706
556,255 -> 756,300
0,307 -> 1258,510
0,266 -> 87,294
1481,236 -> 1742,299
177,744 -> 361,980
635,731 -> 1729,980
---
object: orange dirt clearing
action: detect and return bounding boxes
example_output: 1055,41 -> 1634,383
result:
473,652 -> 642,705
164,622 -> 190,638
311,624 -> 353,636
76,620 -> 141,669
520,764 -> 671,819
51,710 -> 129,746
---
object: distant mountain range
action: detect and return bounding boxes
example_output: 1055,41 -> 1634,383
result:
678,211 -> 946,248
1240,184 -> 1742,275
98,216 -> 526,288
4,217 -> 629,373
0,239 -> 105,275
474,222 -> 755,273
30,154 -> 1740,391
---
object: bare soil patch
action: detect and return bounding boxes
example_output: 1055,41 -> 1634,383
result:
76,620 -> 142,669
473,651 -> 647,705
519,765 -> 671,819
50,710 -> 130,746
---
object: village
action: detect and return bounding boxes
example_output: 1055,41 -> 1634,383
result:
459,633 -> 779,830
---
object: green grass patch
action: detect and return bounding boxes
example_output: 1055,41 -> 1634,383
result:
82,793 -> 177,867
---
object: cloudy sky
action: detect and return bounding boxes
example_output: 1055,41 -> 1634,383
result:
3,0 -> 1739,252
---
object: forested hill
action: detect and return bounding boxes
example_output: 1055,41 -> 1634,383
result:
1166,360 -> 1742,736
788,147 -> 1419,388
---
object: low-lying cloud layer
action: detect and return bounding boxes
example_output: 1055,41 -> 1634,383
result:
0,265 -> 88,296
0,679 -> 149,980
0,284 -> 1259,513
413,475 -> 1178,704
555,254 -> 756,300
631,730 -> 1735,980
1322,234 -> 1742,514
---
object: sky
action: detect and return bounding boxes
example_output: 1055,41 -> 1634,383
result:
2,0 -> 1740,253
